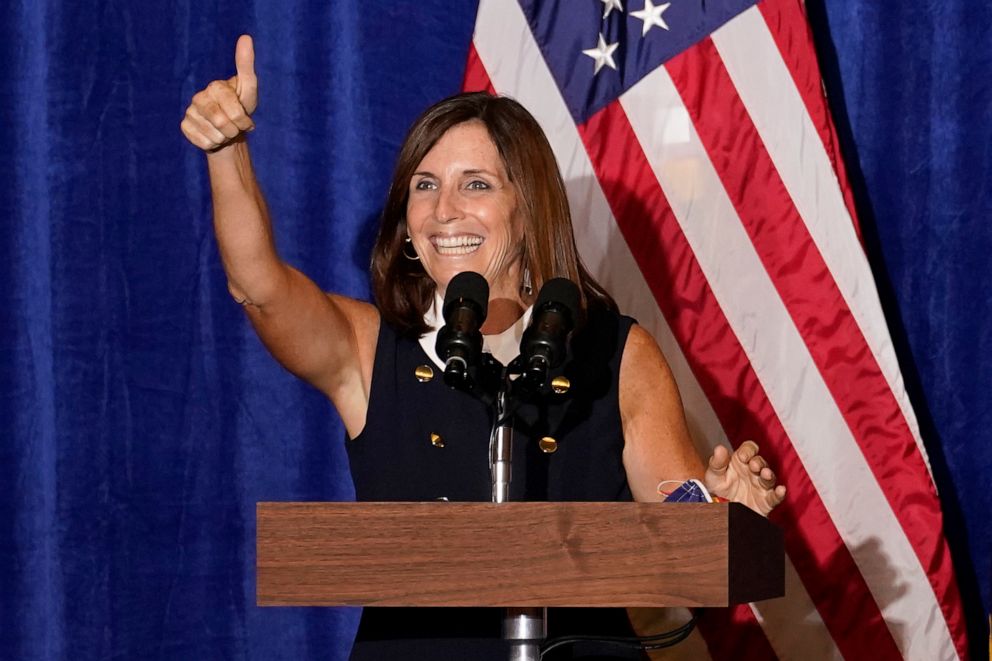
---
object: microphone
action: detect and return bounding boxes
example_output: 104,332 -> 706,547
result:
436,271 -> 489,389
518,278 -> 579,391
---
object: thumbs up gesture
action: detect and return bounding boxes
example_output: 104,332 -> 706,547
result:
181,35 -> 258,151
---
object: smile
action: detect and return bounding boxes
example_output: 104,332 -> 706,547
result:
431,234 -> 484,256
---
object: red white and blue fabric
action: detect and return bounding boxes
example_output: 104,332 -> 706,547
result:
463,1 -> 967,658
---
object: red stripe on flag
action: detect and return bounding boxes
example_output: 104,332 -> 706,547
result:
461,42 -> 496,94
578,102 -> 903,660
666,37 -> 966,655
695,606 -> 776,661
756,0 -> 863,243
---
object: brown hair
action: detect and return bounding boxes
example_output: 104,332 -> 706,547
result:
371,92 -> 617,336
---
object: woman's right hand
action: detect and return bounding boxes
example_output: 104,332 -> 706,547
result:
181,35 -> 258,152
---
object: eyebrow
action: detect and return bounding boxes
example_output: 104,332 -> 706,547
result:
411,169 -> 500,178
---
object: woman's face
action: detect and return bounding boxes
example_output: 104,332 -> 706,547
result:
406,120 -> 525,301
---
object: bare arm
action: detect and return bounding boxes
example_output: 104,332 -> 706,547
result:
619,324 -> 786,514
181,36 -> 377,437
619,324 -> 706,502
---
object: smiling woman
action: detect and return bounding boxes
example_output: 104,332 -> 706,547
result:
404,121 -> 526,321
371,92 -> 618,339
180,35 -> 785,660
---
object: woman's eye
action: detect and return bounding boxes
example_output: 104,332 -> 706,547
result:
467,180 -> 490,190
414,179 -> 436,191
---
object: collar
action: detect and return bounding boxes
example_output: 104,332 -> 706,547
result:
419,293 -> 533,369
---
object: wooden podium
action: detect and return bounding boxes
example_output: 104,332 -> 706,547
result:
257,501 -> 783,608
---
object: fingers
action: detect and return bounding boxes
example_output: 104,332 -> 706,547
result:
180,35 -> 258,152
186,95 -> 236,144
734,440 -> 771,475
181,109 -> 226,150
234,34 -> 258,113
765,484 -> 787,513
706,439 -> 788,515
737,440 -> 778,486
181,79 -> 253,151
758,466 -> 777,489
735,440 -> 759,462
751,445 -> 785,512
209,80 -> 254,132
707,444 -> 731,474
706,439 -> 787,516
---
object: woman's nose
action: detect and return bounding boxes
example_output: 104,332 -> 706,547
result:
434,186 -> 461,223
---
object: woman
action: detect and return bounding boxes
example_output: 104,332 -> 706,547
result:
182,35 -> 785,659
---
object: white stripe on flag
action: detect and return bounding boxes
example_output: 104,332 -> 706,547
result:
621,64 -> 957,660
710,8 -> 929,472
749,561 -> 843,661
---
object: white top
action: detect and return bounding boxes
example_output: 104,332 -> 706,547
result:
418,293 -> 533,369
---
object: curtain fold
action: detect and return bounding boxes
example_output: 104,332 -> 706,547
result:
1,0 -> 62,658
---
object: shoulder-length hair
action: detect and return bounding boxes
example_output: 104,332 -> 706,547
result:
371,92 -> 617,336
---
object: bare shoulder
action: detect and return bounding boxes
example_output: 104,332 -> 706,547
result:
619,323 -> 679,428
620,324 -> 672,392
623,323 -> 664,359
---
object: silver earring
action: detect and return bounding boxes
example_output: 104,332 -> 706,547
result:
402,236 -> 420,261
522,266 -> 533,296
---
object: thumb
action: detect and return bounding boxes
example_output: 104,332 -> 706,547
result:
707,445 -> 731,475
234,34 -> 257,113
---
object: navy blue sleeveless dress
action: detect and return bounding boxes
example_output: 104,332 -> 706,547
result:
346,308 -> 648,660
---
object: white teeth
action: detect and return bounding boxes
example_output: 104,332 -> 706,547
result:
433,235 -> 483,255
434,235 -> 483,248
436,245 -> 480,255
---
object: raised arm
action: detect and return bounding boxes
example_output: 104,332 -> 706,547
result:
619,325 -> 785,514
180,35 -> 378,437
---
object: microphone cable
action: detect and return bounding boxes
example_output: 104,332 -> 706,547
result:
539,613 -> 696,658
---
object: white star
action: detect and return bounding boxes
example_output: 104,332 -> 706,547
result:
631,0 -> 671,36
600,0 -> 623,19
582,33 -> 620,75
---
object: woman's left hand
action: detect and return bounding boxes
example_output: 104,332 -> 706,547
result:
704,441 -> 786,516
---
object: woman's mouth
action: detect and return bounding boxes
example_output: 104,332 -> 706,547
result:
431,234 -> 484,256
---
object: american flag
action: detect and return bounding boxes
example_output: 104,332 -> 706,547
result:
463,0 -> 967,658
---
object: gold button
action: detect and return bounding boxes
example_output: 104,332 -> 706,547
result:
550,376 -> 570,394
414,365 -> 434,382
539,436 -> 558,453
430,432 -> 445,448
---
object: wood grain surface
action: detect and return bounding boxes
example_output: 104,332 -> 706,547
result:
257,501 -> 782,607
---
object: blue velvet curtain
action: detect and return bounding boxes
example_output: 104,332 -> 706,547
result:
0,1 -> 477,658
0,1 -> 987,659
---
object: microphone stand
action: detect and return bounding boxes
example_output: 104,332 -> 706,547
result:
443,340 -> 550,660
490,376 -> 546,661
490,389 -> 512,505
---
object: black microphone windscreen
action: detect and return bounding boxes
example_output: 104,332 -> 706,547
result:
535,278 -> 580,319
443,271 -> 489,320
